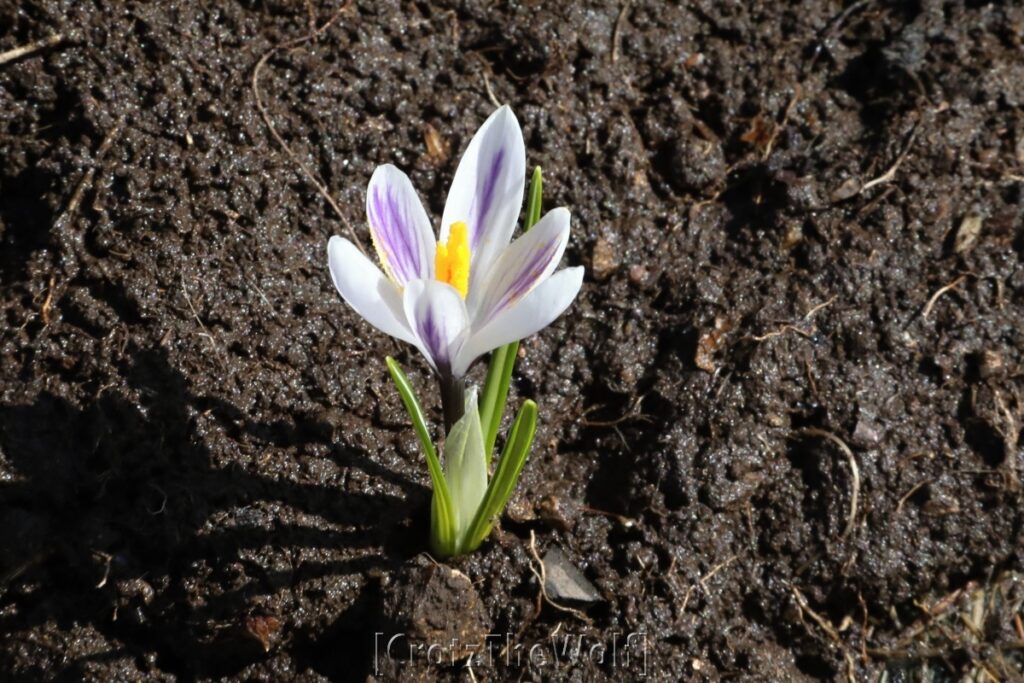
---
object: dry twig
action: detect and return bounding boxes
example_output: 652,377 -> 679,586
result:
0,33 -> 64,66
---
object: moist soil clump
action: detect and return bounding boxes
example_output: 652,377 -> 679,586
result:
2,1 -> 1024,680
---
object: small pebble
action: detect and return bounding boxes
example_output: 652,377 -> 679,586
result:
542,547 -> 601,604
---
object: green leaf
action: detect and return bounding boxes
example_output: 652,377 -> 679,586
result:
479,167 -> 543,457
479,342 -> 517,460
442,388 -> 488,550
460,400 -> 538,554
525,165 -> 543,229
385,357 -> 457,556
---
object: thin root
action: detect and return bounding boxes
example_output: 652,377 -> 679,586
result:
921,273 -> 968,321
790,583 -> 842,644
580,392 -> 651,427
679,555 -> 738,617
801,428 -> 861,540
804,295 -> 837,320
752,296 -> 834,342
752,324 -> 814,343
526,530 -> 592,624
251,2 -> 366,255
763,84 -> 802,159
480,61 -> 502,109
860,122 -> 920,193
610,0 -> 631,65
54,117 -> 125,232
896,479 -> 930,513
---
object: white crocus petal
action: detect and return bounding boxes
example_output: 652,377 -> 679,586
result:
403,279 -> 471,375
442,387 -> 487,546
468,207 -> 571,323
440,105 -> 526,294
366,164 -> 436,286
327,236 -> 416,345
452,266 -> 584,378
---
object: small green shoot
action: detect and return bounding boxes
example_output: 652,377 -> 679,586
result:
386,356 -> 457,556
388,358 -> 539,557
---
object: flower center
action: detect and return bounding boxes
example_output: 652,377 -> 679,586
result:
435,221 -> 471,298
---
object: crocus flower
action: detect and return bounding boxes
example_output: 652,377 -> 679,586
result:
327,106 -> 583,380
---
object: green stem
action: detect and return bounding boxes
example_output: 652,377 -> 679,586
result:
479,167 -> 543,456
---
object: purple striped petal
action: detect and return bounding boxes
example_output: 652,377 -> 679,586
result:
470,207 -> 571,327
469,146 -> 506,247
367,165 -> 435,287
453,267 -> 584,378
440,106 -> 526,295
327,236 -> 415,344
403,279 -> 470,376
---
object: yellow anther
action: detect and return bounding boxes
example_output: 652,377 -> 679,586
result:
435,221 -> 471,298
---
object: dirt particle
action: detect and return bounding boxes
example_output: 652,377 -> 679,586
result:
380,558 -> 491,664
739,115 -> 775,150
422,123 -> 450,165
954,213 -> 984,255
695,317 -> 733,373
976,350 -> 1005,380
244,615 -> 281,653
830,176 -> 862,202
627,263 -> 650,286
590,237 -> 619,280
851,415 -> 882,448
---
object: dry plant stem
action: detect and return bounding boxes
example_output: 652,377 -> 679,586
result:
477,57 -> 502,109
993,390 -> 1021,488
439,374 -> 466,434
40,276 -> 56,325
0,33 -> 64,66
801,428 -> 861,540
251,1 -> 366,255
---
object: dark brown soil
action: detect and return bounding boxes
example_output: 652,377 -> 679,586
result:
3,1 -> 1024,680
